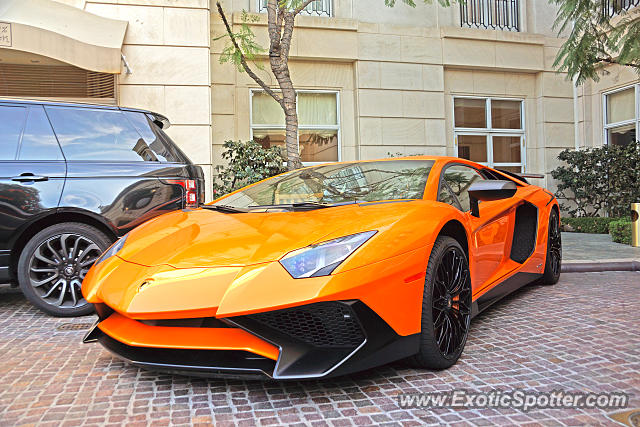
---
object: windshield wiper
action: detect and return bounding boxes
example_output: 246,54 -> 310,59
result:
202,204 -> 250,213
248,201 -> 364,211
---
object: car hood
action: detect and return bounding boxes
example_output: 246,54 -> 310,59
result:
117,204 -> 388,268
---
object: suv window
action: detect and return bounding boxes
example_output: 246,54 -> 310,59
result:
18,106 -> 64,161
0,105 -> 27,160
438,164 -> 485,212
45,106 -> 159,162
123,111 -> 187,163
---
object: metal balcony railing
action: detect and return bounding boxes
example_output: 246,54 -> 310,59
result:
257,0 -> 332,17
460,0 -> 520,32
602,0 -> 640,17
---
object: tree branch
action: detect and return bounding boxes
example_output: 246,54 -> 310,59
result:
216,2 -> 283,105
293,0 -> 316,16
596,56 -> 640,69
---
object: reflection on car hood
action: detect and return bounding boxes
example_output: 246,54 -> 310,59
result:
117,204 -> 398,268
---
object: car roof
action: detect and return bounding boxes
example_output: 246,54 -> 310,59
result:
0,98 -> 170,125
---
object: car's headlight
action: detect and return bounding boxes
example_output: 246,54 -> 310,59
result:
280,231 -> 377,279
94,234 -> 128,266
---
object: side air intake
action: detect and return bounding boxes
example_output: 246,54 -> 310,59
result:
510,202 -> 538,263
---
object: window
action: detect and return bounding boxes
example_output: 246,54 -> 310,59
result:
215,160 -> 434,208
454,97 -> 524,173
604,85 -> 638,146
460,0 -> 520,32
438,164 -> 485,212
257,0 -> 332,16
46,107 -> 173,162
18,106 -> 64,161
251,90 -> 340,163
0,105 -> 27,160
123,111 -> 188,163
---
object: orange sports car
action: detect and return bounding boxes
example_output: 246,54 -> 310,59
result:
82,157 -> 561,379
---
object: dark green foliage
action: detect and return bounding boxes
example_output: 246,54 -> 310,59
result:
609,220 -> 632,245
212,140 -> 287,198
551,141 -> 640,217
550,0 -> 640,84
561,216 -> 627,234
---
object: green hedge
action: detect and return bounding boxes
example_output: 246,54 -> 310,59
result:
609,220 -> 633,245
561,217 -> 625,234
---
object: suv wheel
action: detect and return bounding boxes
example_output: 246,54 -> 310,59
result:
17,223 -> 111,317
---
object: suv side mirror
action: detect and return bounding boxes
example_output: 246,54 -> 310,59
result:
468,180 -> 517,217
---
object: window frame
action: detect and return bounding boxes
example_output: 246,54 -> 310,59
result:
602,83 -> 639,146
452,96 -> 526,173
249,88 -> 341,165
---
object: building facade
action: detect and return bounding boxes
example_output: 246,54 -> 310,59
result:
0,0 -> 638,201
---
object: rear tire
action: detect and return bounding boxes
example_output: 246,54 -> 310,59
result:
538,209 -> 562,286
17,223 -> 111,317
408,236 -> 472,370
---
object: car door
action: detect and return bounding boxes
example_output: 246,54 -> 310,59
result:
437,163 -> 519,294
0,103 -> 66,280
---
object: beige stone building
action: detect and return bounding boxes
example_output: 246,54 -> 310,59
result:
0,0 -> 638,200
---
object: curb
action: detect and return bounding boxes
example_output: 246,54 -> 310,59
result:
562,261 -> 640,273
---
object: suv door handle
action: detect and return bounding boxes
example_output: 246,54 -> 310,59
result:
11,173 -> 49,182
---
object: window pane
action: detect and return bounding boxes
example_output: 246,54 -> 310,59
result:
299,93 -> 337,126
606,88 -> 635,124
491,100 -> 521,129
457,135 -> 487,162
608,123 -> 636,146
300,130 -> 338,162
496,166 -> 523,173
252,92 -> 285,125
0,105 -> 27,160
454,98 -> 486,128
18,107 -> 63,161
46,107 -> 152,161
492,136 -> 521,163
253,129 -> 286,151
124,111 -> 186,163
442,165 -> 484,212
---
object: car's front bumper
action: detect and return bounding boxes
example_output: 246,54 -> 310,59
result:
84,300 -> 420,380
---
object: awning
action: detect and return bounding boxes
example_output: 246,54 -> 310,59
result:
0,0 -> 127,73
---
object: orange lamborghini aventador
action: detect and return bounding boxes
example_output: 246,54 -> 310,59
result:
82,157 -> 561,379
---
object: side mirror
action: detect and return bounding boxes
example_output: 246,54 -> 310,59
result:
468,180 -> 517,217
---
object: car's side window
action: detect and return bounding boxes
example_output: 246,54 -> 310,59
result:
17,106 -> 64,161
438,164 -> 485,212
0,105 -> 28,161
45,106 -> 157,162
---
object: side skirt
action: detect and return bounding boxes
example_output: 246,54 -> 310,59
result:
471,272 -> 542,318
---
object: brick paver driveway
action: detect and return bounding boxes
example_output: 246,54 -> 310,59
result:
1,272 -> 638,426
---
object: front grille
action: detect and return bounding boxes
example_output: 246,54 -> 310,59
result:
247,302 -> 365,348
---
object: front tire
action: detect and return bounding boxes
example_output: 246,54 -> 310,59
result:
409,236 -> 472,370
17,223 -> 111,317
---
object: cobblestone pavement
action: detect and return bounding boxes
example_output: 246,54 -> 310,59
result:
1,272 -> 638,426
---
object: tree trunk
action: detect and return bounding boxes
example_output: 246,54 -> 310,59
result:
267,3 -> 303,170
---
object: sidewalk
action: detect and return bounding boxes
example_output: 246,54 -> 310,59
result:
562,232 -> 640,272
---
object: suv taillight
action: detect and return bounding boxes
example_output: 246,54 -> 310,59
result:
165,179 -> 199,208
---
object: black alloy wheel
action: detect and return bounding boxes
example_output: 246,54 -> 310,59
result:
539,209 -> 562,285
18,223 -> 111,316
409,236 -> 472,370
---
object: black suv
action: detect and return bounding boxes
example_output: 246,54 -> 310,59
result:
0,100 -> 204,316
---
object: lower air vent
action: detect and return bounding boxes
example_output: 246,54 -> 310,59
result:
247,302 -> 365,348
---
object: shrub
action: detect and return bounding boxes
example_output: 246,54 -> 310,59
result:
212,140 -> 286,198
560,217 -> 626,234
609,220 -> 632,245
551,141 -> 640,217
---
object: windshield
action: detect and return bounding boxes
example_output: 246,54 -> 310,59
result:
214,160 -> 434,208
